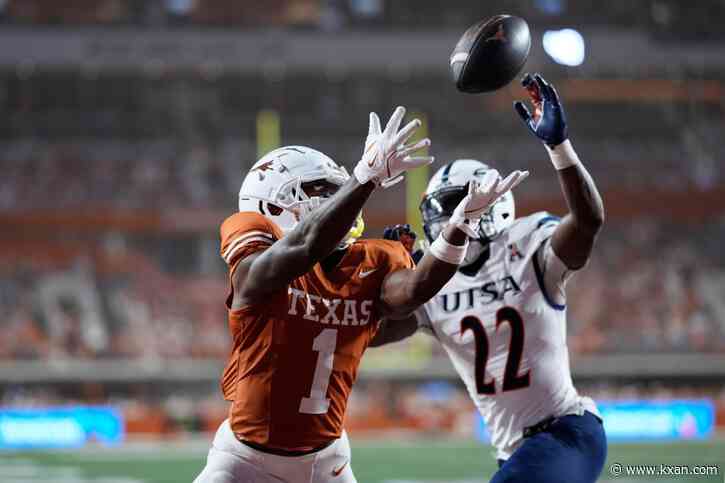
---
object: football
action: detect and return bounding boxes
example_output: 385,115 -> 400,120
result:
450,15 -> 532,93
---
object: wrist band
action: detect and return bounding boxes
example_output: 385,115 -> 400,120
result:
545,139 -> 581,170
353,163 -> 384,188
429,232 -> 468,265
353,163 -> 374,185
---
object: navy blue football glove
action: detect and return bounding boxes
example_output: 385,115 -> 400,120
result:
383,224 -> 423,264
513,73 -> 568,148
383,224 -> 411,240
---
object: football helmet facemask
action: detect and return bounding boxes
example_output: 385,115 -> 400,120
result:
238,146 -> 364,245
420,160 -> 515,265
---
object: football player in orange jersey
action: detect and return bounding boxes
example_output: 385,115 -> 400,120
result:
194,107 -> 529,483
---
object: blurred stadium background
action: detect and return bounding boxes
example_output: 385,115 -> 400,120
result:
0,0 -> 724,481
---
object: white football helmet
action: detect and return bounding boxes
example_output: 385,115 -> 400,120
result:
420,160 -> 516,265
238,146 -> 364,243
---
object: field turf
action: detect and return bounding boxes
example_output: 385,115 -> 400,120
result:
1,438 -> 723,483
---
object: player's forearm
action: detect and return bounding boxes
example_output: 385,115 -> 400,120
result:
550,141 -> 605,234
368,316 -> 418,347
287,176 -> 375,264
409,225 -> 467,301
548,140 -> 604,269
382,225 -> 466,316
243,177 -> 374,298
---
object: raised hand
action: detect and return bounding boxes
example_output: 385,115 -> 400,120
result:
448,169 -> 529,238
514,73 -> 568,148
353,106 -> 434,188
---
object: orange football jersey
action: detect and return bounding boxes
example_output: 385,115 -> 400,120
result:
219,211 -> 413,451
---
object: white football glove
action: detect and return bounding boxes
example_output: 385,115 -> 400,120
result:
449,169 -> 529,238
353,106 -> 434,188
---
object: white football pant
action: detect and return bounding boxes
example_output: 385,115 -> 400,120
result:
193,419 -> 357,483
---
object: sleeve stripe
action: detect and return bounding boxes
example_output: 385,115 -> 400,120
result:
532,238 -> 566,311
536,215 -> 561,229
223,236 -> 273,264
222,230 -> 274,259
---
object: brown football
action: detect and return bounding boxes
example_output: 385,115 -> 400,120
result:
450,15 -> 531,94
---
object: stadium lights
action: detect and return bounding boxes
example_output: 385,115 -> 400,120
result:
542,28 -> 586,66
350,0 -> 383,18
164,0 -> 194,16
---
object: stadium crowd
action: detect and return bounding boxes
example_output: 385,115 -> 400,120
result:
0,141 -> 234,211
0,252 -> 228,360
1,217 -> 724,362
0,135 -> 721,212
0,0 -> 665,30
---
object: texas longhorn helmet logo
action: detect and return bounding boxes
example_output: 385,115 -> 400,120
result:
252,160 -> 275,172
251,159 -> 288,180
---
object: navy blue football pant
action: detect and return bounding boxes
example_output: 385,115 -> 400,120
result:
491,411 -> 606,483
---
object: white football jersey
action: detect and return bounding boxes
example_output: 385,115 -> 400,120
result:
416,212 -> 599,460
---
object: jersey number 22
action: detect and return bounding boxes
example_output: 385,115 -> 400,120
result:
461,307 -> 530,394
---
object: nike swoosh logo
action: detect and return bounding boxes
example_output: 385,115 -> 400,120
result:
332,461 -> 348,477
359,269 -> 377,278
365,142 -> 377,167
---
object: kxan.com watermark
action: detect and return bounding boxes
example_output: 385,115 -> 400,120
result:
609,463 -> 721,479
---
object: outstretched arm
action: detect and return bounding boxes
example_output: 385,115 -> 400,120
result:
551,153 -> 604,269
369,314 -> 419,347
237,107 -> 433,306
379,224 -> 467,318
514,73 -> 604,269
236,178 -> 375,304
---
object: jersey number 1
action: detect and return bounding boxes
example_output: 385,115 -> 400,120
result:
299,328 -> 337,414
461,307 -> 530,395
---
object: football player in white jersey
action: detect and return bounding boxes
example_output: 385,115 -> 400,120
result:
373,74 -> 606,483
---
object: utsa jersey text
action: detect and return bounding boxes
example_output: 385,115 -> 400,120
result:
438,275 -> 521,312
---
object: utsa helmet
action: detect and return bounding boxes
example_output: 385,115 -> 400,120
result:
420,160 -> 515,264
238,146 -> 365,243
